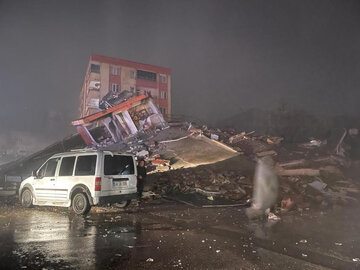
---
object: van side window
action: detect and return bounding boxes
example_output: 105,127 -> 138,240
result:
38,158 -> 58,178
59,157 -> 76,176
104,155 -> 134,175
75,155 -> 97,176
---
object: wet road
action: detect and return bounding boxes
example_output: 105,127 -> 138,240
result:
0,199 -> 359,269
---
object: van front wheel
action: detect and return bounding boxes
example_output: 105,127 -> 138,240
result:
72,192 -> 90,215
21,189 -> 33,208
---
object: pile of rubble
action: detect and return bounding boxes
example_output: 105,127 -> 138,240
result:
148,168 -> 252,201
144,124 -> 360,212
276,157 -> 359,211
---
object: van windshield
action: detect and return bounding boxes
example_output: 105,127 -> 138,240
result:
104,155 -> 134,175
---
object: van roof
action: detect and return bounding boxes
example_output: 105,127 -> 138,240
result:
50,149 -> 134,158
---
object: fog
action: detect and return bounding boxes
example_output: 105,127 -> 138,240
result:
0,0 -> 360,152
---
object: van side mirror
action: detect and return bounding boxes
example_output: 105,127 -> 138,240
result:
32,170 -> 38,178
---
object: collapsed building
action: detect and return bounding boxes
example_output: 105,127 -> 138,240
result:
79,54 -> 172,119
72,93 -> 168,148
74,54 -> 172,150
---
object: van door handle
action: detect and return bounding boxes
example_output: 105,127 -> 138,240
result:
50,178 -> 55,181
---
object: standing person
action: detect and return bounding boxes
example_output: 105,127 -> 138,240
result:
137,159 -> 147,202
246,156 -> 279,219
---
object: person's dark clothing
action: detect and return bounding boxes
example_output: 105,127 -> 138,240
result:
137,166 -> 147,180
137,166 -> 147,199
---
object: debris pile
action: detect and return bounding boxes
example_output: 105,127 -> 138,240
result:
276,157 -> 360,211
148,168 -> 251,201
145,124 -> 360,213
71,104 -> 360,212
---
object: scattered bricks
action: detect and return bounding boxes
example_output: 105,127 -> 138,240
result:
266,137 -> 283,145
151,159 -> 171,165
229,132 -> 246,144
194,182 -> 201,188
281,197 -> 295,211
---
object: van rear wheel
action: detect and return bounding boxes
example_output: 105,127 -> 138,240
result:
114,200 -> 131,208
72,192 -> 90,215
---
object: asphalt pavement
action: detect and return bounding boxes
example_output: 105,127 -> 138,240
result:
0,198 -> 359,270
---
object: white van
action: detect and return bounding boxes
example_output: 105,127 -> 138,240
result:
19,149 -> 138,215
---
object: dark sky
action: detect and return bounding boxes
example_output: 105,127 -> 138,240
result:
0,0 -> 360,147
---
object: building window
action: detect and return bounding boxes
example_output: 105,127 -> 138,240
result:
160,91 -> 167,99
137,70 -> 156,81
90,64 -> 100,74
160,74 -> 167,83
111,83 -> 119,92
145,90 -> 152,97
159,107 -> 166,115
130,70 -> 136,79
111,66 -> 120,75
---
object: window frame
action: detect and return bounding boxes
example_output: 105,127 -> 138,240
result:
103,154 -> 135,176
110,66 -> 120,76
37,158 -> 59,178
130,70 -> 136,79
58,156 -> 76,177
111,83 -> 120,92
90,64 -> 100,74
159,107 -> 166,115
136,70 -> 157,81
160,91 -> 167,99
160,74 -> 167,83
74,154 -> 98,176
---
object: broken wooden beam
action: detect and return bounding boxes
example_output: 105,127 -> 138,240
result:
277,159 -> 307,169
277,168 -> 320,176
